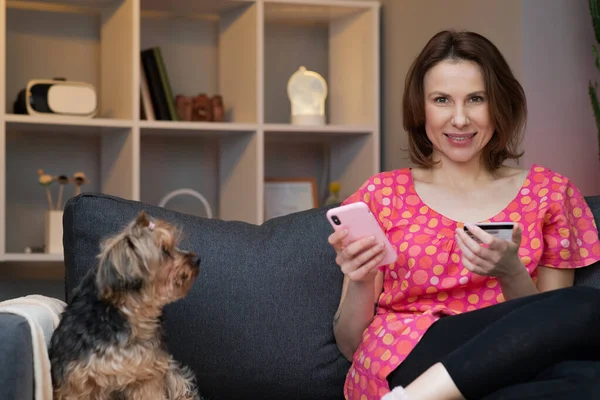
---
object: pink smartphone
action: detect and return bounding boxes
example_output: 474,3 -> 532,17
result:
326,202 -> 398,269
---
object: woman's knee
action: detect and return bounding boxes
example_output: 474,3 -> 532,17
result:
562,285 -> 600,302
538,360 -> 600,382
555,285 -> 600,325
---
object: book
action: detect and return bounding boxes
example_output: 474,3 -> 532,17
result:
140,63 -> 155,121
141,48 -> 171,120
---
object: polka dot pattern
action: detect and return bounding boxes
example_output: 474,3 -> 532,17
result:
342,164 -> 600,400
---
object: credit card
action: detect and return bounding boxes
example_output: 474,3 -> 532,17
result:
463,222 -> 514,243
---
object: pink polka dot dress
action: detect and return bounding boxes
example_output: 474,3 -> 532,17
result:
340,164 -> 600,400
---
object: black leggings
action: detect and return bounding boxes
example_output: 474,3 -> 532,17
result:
386,285 -> 600,399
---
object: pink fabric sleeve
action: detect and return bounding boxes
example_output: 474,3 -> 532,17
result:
340,172 -> 392,232
540,177 -> 600,269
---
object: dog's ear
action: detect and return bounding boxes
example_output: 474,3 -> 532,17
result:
130,211 -> 156,237
135,211 -> 151,228
96,237 -> 143,300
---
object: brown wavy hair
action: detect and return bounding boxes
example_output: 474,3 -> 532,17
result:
403,29 -> 527,171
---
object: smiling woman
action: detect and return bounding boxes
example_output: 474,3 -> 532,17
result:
326,29 -> 600,400
403,31 -> 526,172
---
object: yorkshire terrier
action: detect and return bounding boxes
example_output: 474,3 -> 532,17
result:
49,212 -> 203,400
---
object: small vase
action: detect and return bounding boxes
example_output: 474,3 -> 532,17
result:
45,210 -> 63,254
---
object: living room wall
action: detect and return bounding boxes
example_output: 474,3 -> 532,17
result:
521,0 -> 600,195
381,0 -> 600,195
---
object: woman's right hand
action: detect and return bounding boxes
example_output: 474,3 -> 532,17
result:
328,229 -> 386,282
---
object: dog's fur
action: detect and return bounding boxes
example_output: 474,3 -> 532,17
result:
49,212 -> 202,400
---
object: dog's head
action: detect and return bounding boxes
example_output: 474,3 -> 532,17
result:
95,212 -> 200,309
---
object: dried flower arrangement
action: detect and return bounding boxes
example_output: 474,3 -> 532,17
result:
38,169 -> 88,211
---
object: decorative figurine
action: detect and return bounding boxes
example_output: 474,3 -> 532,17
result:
192,93 -> 212,121
175,95 -> 193,121
287,66 -> 328,125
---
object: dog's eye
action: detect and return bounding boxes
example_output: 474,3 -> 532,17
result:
162,246 -> 171,257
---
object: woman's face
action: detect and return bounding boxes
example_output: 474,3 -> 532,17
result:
423,59 -> 494,166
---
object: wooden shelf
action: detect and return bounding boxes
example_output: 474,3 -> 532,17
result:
139,120 -> 257,135
0,0 -> 380,263
263,0 -> 373,25
264,123 -> 373,134
6,0 -> 119,14
3,253 -> 64,262
141,0 -> 254,17
4,114 -> 133,135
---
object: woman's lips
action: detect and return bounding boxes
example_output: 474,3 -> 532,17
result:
444,132 -> 477,145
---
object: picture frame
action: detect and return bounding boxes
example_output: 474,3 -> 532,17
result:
264,177 -> 318,220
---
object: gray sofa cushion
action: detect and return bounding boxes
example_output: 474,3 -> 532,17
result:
62,193 -> 350,400
574,196 -> 600,287
0,313 -> 33,400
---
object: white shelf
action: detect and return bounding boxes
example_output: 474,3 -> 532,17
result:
139,120 -> 257,135
263,0 -> 374,25
6,0 -> 118,14
0,0 -> 380,263
4,114 -> 133,135
264,123 -> 374,134
3,253 -> 64,262
4,113 -> 132,127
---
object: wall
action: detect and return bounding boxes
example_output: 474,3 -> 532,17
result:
521,0 -> 600,195
381,0 -> 600,195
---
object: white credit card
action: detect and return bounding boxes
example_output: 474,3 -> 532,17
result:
463,222 -> 514,243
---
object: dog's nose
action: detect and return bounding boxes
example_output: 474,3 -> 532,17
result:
194,256 -> 201,267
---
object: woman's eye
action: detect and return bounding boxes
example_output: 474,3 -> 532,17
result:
434,97 -> 448,104
469,95 -> 484,103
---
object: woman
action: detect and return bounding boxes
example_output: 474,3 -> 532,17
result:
329,29 -> 600,400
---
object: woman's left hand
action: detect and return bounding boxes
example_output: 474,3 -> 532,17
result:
455,224 -> 525,278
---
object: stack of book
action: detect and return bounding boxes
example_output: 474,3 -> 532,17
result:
140,46 -> 177,121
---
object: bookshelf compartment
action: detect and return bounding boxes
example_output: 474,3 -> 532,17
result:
264,131 -> 377,209
4,125 -> 135,254
264,139 -> 329,208
263,1 -> 378,126
140,129 -> 260,224
139,0 -> 258,124
4,0 -> 137,120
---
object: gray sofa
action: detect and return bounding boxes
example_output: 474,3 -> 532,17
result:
1,193 -> 600,399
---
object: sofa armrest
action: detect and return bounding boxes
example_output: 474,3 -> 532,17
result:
0,313 -> 34,400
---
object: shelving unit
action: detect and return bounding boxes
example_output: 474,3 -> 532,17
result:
0,0 -> 380,265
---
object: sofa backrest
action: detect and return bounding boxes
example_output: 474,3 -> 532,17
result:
63,193 -> 350,400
